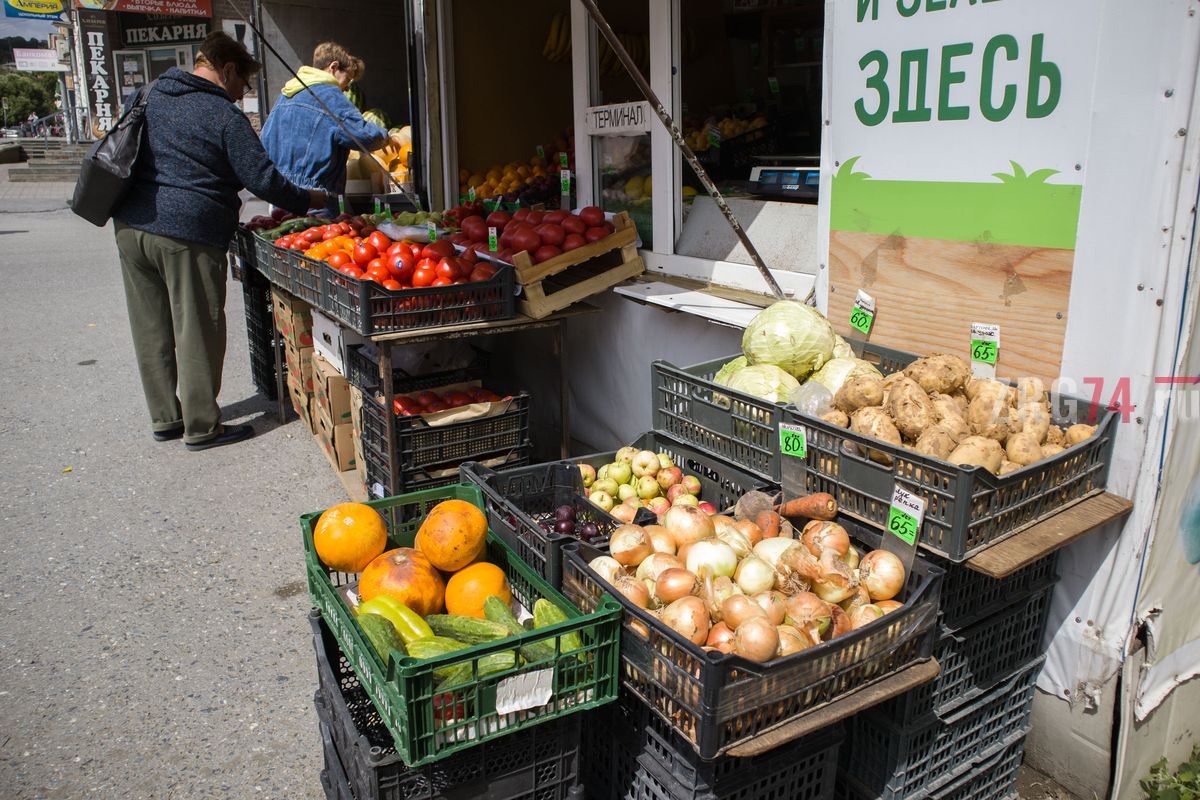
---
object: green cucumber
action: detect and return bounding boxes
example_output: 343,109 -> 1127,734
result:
357,614 -> 406,665
437,651 -> 517,689
426,614 -> 511,644
533,599 -> 583,655
483,597 -> 556,665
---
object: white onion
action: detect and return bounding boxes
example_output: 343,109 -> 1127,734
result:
588,556 -> 625,585
701,573 -> 740,619
636,552 -> 683,583
711,514 -> 740,538
663,505 -> 716,548
686,540 -> 738,579
776,624 -> 814,656
655,568 -> 699,604
876,600 -> 903,614
645,524 -> 676,555
784,592 -> 831,637
733,617 -> 780,662
859,550 -> 906,601
609,525 -> 652,567
716,526 -> 755,559
661,596 -> 710,645
753,538 -> 801,570
828,604 -> 852,639
734,555 -> 776,595
844,545 -> 861,570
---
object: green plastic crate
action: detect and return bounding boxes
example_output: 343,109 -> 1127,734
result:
303,483 -> 622,766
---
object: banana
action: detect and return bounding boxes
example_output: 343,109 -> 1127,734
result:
552,14 -> 571,62
544,13 -> 564,61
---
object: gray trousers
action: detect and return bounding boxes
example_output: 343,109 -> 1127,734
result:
115,222 -> 228,444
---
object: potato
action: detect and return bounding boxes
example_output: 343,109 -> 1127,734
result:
1065,424 -> 1098,446
930,392 -> 966,425
966,394 -> 1012,442
1045,426 -> 1066,446
1041,443 -> 1065,458
914,425 -> 960,459
880,372 -> 906,406
820,409 -> 850,428
966,377 -> 1009,402
903,354 -> 971,395
1016,402 -> 1051,443
999,460 -> 1022,475
850,407 -> 902,465
886,377 -> 938,441
1017,377 -> 1048,407
947,435 -> 1005,473
938,413 -> 971,442
834,376 -> 884,414
1005,432 -> 1043,466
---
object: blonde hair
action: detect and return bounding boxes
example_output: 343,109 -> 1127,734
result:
312,42 -> 356,73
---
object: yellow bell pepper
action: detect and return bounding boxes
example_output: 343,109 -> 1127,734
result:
356,596 -> 434,644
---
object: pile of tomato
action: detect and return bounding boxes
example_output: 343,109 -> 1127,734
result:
274,221 -> 498,292
393,386 -> 505,416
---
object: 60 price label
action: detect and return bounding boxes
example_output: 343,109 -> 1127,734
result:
850,307 -> 874,335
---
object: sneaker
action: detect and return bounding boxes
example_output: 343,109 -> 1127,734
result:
185,424 -> 255,451
152,426 -> 185,442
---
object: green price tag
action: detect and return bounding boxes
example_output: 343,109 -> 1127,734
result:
767,76 -> 780,94
337,194 -> 345,214
886,485 -> 925,547
559,152 -> 569,168
488,226 -> 498,252
850,307 -> 873,335
427,222 -> 437,242
537,145 -> 546,161
779,422 -> 807,459
373,197 -> 382,214
560,169 -> 572,194
468,186 -> 476,201
886,506 -> 918,545
971,339 -> 998,365
707,127 -> 721,148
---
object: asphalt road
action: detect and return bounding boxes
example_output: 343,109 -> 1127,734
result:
0,204 -> 342,798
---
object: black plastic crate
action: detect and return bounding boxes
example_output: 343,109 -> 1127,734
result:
312,611 -> 583,800
256,235 -> 292,292
343,344 -> 488,395
562,534 -> 943,759
458,461 -> 654,590
243,274 -> 285,401
321,718 -> 357,800
582,691 -> 840,800
360,427 -> 531,500
318,256 -> 516,336
834,731 -> 1025,800
935,548 -> 1060,632
844,657 -> 1042,800
292,252 -> 324,305
360,386 -> 531,475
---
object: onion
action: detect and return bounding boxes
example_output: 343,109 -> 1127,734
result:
588,556 -> 625,585
663,504 -> 716,548
636,552 -> 683,583
733,617 -> 780,662
734,555 -> 775,595
801,521 -> 851,558
777,624 -> 814,656
828,604 -> 852,639
721,594 -> 767,629
655,568 -> 699,604
645,525 -> 676,555
609,525 -> 652,567
839,585 -> 871,614
784,592 -> 831,637
844,545 -> 861,570
701,573 -> 740,619
859,550 -> 906,601
711,514 -> 739,538
849,603 -> 884,629
876,600 -> 903,614
706,621 -> 736,653
716,526 -> 754,559
811,548 -> 858,604
661,596 -> 710,645
612,575 -> 651,608
753,538 -> 802,570
686,540 -> 738,579
753,591 -> 787,625
734,519 -> 764,547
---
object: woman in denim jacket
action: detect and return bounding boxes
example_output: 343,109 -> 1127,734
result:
261,42 -> 390,212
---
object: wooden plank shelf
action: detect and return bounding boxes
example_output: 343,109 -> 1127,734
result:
967,491 -> 1133,578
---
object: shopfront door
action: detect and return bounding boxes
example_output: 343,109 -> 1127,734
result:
112,50 -> 149,114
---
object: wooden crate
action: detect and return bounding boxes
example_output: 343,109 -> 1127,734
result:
511,211 -> 644,319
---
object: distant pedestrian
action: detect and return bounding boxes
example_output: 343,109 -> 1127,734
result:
112,32 -> 327,450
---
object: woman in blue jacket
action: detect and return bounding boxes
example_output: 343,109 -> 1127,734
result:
261,42 -> 390,210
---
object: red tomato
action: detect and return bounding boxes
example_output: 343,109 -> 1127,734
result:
367,257 -> 387,274
327,252 -> 351,268
394,395 -> 421,413
386,242 -> 409,259
337,222 -> 353,234
367,231 -> 391,253
381,279 -> 403,291
302,229 -> 323,244
470,264 -> 497,282
543,210 -> 569,224
388,253 -> 415,283
339,265 -> 365,280
415,391 -> 439,407
352,242 -> 378,267
424,399 -> 449,412
367,266 -> 392,283
525,211 -> 544,225
562,234 -> 586,252
322,228 -> 341,241
459,249 -> 478,265
421,240 -> 454,260
431,276 -> 453,287
584,227 -> 608,243
561,215 -> 587,236
579,206 -> 606,227
408,243 -> 423,258
412,265 -> 437,287
436,257 -> 462,280
443,391 -> 473,407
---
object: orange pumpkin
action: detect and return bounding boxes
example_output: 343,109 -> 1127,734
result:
445,562 -> 512,619
313,502 -> 388,573
414,499 -> 488,572
358,547 -> 446,617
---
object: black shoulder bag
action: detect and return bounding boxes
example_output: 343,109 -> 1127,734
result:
70,81 -> 156,227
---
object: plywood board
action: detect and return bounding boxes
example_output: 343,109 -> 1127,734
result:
828,231 -> 1073,382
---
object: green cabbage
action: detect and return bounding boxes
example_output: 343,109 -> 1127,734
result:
742,301 -> 835,380
723,364 -> 802,403
713,356 -> 748,387
808,357 -> 883,397
832,335 -> 855,360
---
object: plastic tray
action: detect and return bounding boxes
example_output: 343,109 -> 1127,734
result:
458,460 -> 655,590
317,255 -> 516,336
844,657 -> 1042,800
561,535 -> 943,759
358,388 -> 531,475
303,483 -> 621,766
312,610 -> 583,800
650,342 -> 915,484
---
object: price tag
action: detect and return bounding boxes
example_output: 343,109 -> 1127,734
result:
537,145 -> 546,161
779,422 -> 807,459
850,289 -> 875,336
767,76 -> 780,94
488,226 -> 498,252
558,152 -> 569,168
427,222 -> 437,242
373,196 -> 382,215
468,186 -> 476,201
707,126 -> 721,149
337,194 -> 345,214
496,668 -> 553,714
970,322 -> 1000,379
560,169 -> 572,195
884,484 -> 925,577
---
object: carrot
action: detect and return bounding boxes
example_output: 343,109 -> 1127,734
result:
755,509 -> 783,538
775,492 -> 838,521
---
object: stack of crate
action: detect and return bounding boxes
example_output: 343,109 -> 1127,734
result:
273,288 -> 316,432
242,268 -> 284,400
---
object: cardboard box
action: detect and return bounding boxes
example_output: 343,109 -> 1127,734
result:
316,409 -> 356,472
285,343 -> 314,393
311,310 -> 366,375
272,288 -> 313,348
313,352 -> 353,427
288,375 -> 316,433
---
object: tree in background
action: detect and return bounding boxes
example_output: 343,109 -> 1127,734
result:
0,37 -> 46,66
0,69 -> 58,126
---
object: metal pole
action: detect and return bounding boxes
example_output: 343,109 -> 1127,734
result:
577,0 -> 785,301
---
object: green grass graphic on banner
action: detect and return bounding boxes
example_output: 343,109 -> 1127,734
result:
830,157 -> 1083,250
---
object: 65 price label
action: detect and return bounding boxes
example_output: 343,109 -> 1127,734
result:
779,422 -> 807,459
971,339 -> 997,364
886,485 -> 926,546
970,322 -> 1000,379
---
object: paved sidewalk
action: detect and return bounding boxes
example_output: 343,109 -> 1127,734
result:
0,164 -> 76,213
